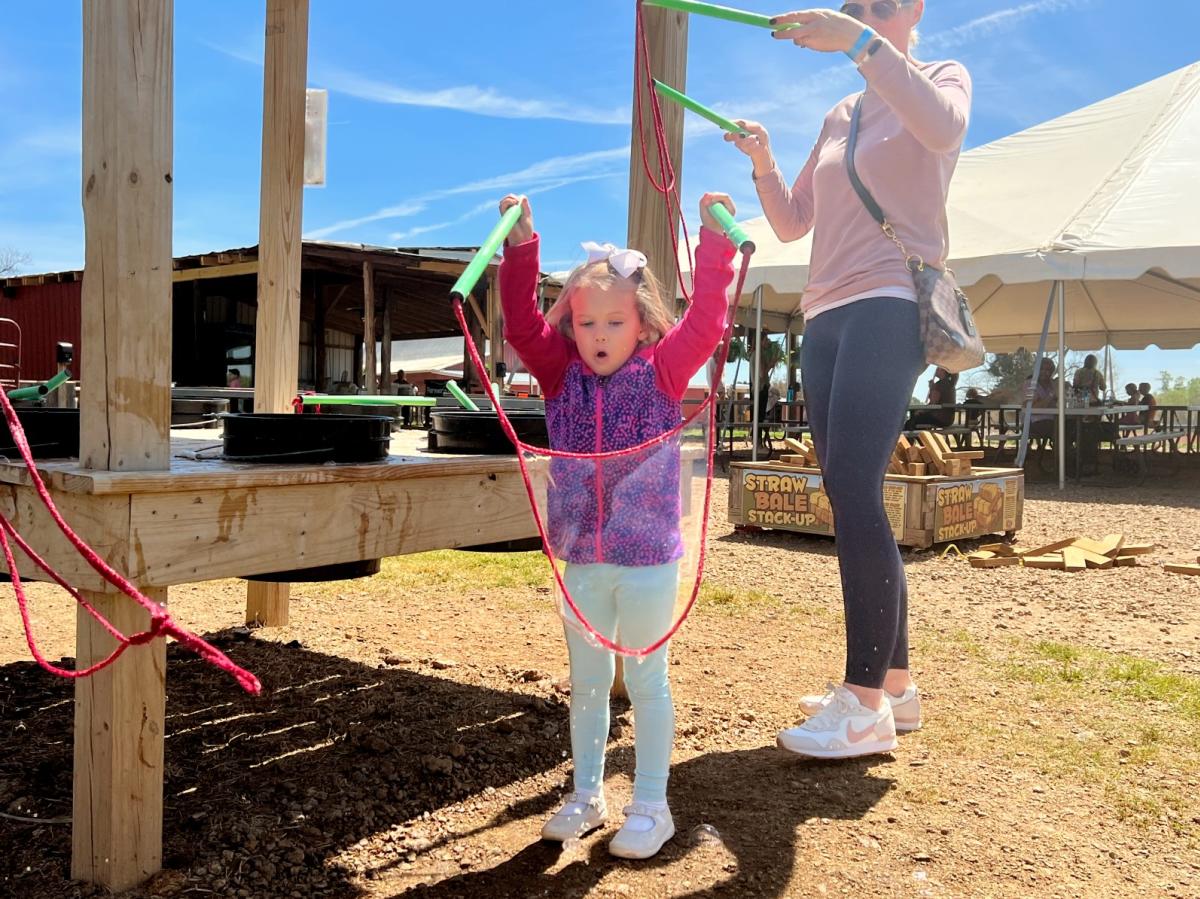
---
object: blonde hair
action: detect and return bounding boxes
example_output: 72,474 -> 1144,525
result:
546,258 -> 674,346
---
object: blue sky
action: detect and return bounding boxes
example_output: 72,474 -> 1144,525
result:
1,0 -> 1198,387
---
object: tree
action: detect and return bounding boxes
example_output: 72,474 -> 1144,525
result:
0,248 -> 30,278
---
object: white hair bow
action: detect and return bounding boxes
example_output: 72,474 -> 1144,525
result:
581,241 -> 647,280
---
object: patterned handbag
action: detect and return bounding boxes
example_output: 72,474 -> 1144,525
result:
846,94 -> 985,374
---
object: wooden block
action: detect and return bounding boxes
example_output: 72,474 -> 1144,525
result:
1093,534 -> 1127,557
896,435 -> 912,454
1071,537 -> 1110,556
784,438 -> 805,454
1164,564 -> 1200,576
969,550 -> 996,560
1023,554 -> 1065,570
1019,538 -> 1079,557
946,450 -> 986,461
907,447 -> 924,463
979,542 -> 1017,556
1116,543 -> 1154,556
1062,547 -> 1087,572
1113,555 -> 1139,567
970,556 -> 1021,568
932,432 -> 955,455
1077,549 -> 1115,570
909,463 -> 926,477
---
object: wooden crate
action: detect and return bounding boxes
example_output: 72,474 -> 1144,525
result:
728,461 -> 1024,549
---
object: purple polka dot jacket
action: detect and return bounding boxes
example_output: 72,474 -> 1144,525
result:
500,229 -> 735,566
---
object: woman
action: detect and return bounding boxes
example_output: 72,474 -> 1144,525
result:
905,366 -> 958,430
727,0 -> 971,758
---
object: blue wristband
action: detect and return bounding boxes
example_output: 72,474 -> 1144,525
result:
845,27 -> 874,62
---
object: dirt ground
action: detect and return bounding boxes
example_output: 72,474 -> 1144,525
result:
2,456 -> 1199,898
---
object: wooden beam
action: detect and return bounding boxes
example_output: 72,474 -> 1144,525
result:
380,288 -> 392,391
246,581 -> 289,626
363,260 -> 377,394
72,587 -> 167,891
626,2 -> 687,280
171,260 -> 258,282
79,0 -> 173,473
253,0 -> 309,415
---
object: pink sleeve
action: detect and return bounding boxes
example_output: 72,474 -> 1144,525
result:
654,227 -> 736,400
859,46 -> 972,153
499,234 -> 571,398
753,122 -> 825,243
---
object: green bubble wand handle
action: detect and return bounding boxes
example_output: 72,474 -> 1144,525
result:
709,202 -> 755,254
449,203 -> 524,303
445,379 -> 481,412
641,0 -> 796,30
653,80 -> 747,136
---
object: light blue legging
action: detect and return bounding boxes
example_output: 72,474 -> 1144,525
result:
562,561 -> 679,804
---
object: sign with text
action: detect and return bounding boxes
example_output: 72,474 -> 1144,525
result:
933,476 -> 1021,543
740,469 -> 906,540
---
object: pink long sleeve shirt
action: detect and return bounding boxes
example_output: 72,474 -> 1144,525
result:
755,41 -> 972,320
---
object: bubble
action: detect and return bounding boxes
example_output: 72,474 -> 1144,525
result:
560,838 -> 588,865
689,823 -> 723,848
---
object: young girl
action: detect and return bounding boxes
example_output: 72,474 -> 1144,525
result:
498,192 -> 736,860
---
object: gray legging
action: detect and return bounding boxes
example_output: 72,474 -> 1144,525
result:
801,298 -> 925,689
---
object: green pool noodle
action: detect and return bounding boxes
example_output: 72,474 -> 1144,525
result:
641,0 -> 797,30
6,368 -> 72,401
653,80 -> 747,136
450,203 -> 524,303
299,395 -> 436,407
709,202 -> 755,253
445,380 -> 481,412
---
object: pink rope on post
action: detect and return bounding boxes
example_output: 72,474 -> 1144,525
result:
0,389 -> 261,694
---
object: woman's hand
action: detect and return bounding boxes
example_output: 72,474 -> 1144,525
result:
770,9 -> 866,53
699,192 -> 736,233
724,120 -> 774,176
499,194 -> 533,245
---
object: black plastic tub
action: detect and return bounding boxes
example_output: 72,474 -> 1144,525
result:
427,410 -> 548,454
0,407 -> 80,459
221,413 -> 391,464
301,403 -> 401,426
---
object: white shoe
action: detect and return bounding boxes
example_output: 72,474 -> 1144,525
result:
541,791 -> 607,842
799,681 -> 922,732
778,685 -> 898,759
608,802 -> 675,860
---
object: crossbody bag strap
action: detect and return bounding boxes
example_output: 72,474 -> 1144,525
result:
846,94 -> 924,270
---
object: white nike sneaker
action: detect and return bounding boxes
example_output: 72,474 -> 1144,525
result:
778,685 -> 898,759
608,802 -> 675,860
799,681 -> 922,732
541,791 -> 607,842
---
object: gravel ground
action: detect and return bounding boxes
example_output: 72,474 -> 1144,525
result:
1,450 -> 1198,898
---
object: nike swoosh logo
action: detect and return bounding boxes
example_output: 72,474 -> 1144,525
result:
847,720 -> 881,743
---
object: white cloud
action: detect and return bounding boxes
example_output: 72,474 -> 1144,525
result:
922,0 -> 1093,52
307,147 -> 629,239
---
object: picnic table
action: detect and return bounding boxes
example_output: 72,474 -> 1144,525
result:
1030,405 -> 1148,483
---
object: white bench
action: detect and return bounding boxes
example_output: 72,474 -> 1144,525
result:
1114,430 -> 1186,481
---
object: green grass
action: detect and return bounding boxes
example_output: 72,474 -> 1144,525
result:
926,631 -> 1200,838
696,581 -> 778,611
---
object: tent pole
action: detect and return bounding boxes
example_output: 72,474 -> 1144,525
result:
1016,281 -> 1058,468
751,285 -> 763,463
1057,280 -> 1066,490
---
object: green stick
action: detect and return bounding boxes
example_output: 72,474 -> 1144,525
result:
653,80 -> 747,136
709,202 -> 755,253
445,379 -> 481,412
641,0 -> 796,30
7,369 -> 72,401
298,395 -> 436,407
450,203 -> 524,302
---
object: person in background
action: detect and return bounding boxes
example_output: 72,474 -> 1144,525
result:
1138,382 -> 1158,429
227,368 -> 242,389
905,368 -> 958,430
1072,354 -> 1105,404
393,369 -> 415,425
1119,383 -> 1142,430
1024,358 -> 1058,441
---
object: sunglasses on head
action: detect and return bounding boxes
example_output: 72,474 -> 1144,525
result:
840,0 -> 909,21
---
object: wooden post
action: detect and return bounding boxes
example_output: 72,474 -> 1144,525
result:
380,289 -> 392,393
75,1 -> 172,888
626,2 -> 688,279
363,261 -> 377,394
487,274 -> 504,388
247,0 -> 308,627
612,3 -> 687,702
73,588 -> 168,890
254,0 -> 309,414
313,276 -> 327,390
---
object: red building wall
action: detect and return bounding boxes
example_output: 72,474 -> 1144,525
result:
1,281 -> 83,382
